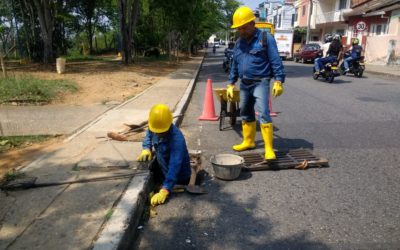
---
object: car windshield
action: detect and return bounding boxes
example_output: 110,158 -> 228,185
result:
304,44 -> 320,51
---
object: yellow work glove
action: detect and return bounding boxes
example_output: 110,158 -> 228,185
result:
226,84 -> 235,100
137,149 -> 152,161
272,81 -> 284,97
151,188 -> 169,206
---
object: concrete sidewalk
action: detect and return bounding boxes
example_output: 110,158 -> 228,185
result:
365,63 -> 400,78
0,55 -> 204,250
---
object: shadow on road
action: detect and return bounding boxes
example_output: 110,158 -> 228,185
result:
135,175 -> 330,249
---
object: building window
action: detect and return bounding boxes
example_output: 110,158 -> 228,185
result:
291,13 -> 296,26
278,14 -> 282,28
336,29 -> 345,36
339,0 -> 347,10
302,5 -> 306,16
370,23 -> 388,36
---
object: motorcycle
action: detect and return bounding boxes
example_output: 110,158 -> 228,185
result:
313,50 -> 341,83
222,52 -> 233,73
340,51 -> 365,78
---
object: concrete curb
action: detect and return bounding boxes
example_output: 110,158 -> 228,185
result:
92,54 -> 205,250
364,69 -> 400,79
173,56 -> 205,127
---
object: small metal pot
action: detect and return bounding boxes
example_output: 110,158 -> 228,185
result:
210,154 -> 244,180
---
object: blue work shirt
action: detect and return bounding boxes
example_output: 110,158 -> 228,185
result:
142,124 -> 191,192
229,28 -> 285,84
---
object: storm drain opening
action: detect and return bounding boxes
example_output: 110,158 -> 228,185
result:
239,148 -> 329,171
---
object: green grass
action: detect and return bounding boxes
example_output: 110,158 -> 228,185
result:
105,209 -> 113,221
65,54 -> 113,62
2,169 -> 26,183
0,76 -> 78,103
0,135 -> 53,153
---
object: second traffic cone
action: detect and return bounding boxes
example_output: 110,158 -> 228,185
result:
269,96 -> 278,117
198,79 -> 219,121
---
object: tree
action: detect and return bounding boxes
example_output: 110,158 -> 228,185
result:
119,0 -> 140,64
32,0 -> 55,64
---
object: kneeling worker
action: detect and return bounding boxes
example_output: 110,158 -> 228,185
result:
137,104 -> 191,206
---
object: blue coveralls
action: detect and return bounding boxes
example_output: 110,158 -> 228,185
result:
229,29 -> 285,124
142,124 -> 191,192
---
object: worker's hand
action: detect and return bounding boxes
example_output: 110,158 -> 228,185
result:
137,149 -> 152,161
226,84 -> 235,100
151,188 -> 169,206
272,81 -> 284,97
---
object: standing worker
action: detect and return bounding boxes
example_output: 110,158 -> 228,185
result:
227,6 -> 285,161
137,104 -> 191,206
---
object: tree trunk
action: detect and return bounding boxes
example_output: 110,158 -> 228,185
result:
0,55 -> 7,78
87,21 -> 93,54
104,34 -> 108,49
187,39 -> 192,57
119,0 -> 140,64
95,35 -> 98,53
32,0 -> 54,64
168,31 -> 172,62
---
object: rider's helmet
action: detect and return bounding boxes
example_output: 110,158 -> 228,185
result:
228,42 -> 235,49
231,6 -> 256,29
333,34 -> 342,41
148,104 -> 173,133
352,38 -> 359,45
324,34 -> 333,43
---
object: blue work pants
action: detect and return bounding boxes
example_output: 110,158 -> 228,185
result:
239,78 -> 272,124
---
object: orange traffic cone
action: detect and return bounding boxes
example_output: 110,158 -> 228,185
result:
269,97 -> 278,117
198,79 -> 219,121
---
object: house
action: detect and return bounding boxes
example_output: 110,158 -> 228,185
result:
291,0 -> 400,64
344,0 -> 400,64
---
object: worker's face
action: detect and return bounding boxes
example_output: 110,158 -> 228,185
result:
155,131 -> 169,138
237,21 -> 256,40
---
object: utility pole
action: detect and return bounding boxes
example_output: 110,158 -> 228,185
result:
306,0 -> 313,43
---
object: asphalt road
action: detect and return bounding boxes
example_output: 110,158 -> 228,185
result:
136,47 -> 400,249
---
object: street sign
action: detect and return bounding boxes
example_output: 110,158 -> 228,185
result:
355,21 -> 367,31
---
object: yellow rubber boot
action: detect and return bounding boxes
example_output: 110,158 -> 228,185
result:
260,123 -> 276,160
233,121 -> 256,151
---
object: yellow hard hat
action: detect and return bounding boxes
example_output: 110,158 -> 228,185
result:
148,104 -> 173,133
231,6 -> 256,29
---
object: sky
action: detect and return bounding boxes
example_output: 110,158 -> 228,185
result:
240,0 -> 261,10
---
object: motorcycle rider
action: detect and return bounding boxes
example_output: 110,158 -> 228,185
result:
224,42 -> 235,57
223,42 -> 235,71
343,38 -> 363,73
315,34 -> 343,75
314,34 -> 332,73
227,6 -> 285,161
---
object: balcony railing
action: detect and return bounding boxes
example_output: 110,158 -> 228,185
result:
316,10 -> 346,24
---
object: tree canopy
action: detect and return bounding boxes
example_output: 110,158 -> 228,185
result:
0,0 -> 240,64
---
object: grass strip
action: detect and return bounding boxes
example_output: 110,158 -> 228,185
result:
0,76 -> 78,103
0,135 -> 53,153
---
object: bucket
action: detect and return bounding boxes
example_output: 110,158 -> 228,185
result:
56,57 -> 66,74
210,154 -> 244,180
